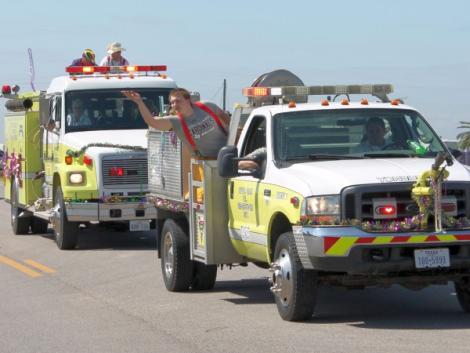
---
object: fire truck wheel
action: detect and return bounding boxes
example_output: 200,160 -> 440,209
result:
455,277 -> 470,312
52,187 -> 78,250
191,262 -> 217,290
161,219 -> 193,291
31,218 -> 49,234
10,179 -> 30,235
271,232 -> 317,321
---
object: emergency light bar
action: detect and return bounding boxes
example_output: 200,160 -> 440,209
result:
243,84 -> 393,98
66,65 -> 167,75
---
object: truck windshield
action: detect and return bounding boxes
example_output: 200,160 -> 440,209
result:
273,108 -> 446,161
64,89 -> 171,132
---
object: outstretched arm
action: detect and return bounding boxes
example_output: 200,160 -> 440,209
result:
122,90 -> 172,131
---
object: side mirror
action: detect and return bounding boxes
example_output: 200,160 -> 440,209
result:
217,145 -> 239,178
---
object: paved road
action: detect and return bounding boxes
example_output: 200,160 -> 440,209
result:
1,188 -> 470,353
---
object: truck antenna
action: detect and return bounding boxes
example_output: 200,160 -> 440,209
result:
28,48 -> 36,92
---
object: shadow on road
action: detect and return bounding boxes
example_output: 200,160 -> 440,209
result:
33,226 -> 156,251
213,278 -> 470,329
216,278 -> 274,305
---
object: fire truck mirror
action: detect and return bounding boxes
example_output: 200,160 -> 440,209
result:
217,145 -> 239,178
39,97 -> 51,126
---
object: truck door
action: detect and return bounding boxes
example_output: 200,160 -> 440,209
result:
227,116 -> 267,257
44,95 -> 61,186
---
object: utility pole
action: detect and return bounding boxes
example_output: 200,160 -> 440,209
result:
222,79 -> 227,111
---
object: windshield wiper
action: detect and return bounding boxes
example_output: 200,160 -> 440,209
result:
362,152 -> 415,158
285,154 -> 368,161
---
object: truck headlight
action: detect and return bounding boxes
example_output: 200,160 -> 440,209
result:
68,172 -> 85,185
301,195 -> 340,224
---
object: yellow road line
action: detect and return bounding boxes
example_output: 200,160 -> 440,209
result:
0,255 -> 42,278
23,259 -> 56,274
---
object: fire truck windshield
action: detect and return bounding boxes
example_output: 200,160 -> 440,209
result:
64,88 -> 171,132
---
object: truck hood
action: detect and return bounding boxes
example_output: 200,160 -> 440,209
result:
62,130 -> 147,158
278,158 -> 470,196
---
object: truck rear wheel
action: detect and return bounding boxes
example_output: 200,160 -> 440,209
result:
191,262 -> 217,290
161,219 -> 193,291
455,277 -> 470,312
271,232 -> 317,321
52,187 -> 78,250
10,179 -> 30,235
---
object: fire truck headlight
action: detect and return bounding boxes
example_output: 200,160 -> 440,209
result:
68,172 -> 85,185
301,195 -> 340,223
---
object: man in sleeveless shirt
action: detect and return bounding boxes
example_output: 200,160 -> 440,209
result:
122,88 -> 230,198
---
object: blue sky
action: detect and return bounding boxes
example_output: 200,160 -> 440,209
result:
1,0 -> 469,143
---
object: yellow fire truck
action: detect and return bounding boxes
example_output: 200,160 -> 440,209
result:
149,69 -> 470,321
2,65 -> 175,249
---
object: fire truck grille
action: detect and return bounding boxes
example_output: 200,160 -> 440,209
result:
341,182 -> 470,222
102,159 -> 148,186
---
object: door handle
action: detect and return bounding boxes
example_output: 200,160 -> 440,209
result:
230,181 -> 234,199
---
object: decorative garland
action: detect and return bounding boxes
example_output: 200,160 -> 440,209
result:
66,143 -> 146,158
298,215 -> 470,232
1,150 -> 24,187
148,195 -> 189,213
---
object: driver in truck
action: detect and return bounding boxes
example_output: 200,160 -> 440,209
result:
354,117 -> 389,152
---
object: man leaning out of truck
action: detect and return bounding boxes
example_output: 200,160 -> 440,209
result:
122,88 -> 230,198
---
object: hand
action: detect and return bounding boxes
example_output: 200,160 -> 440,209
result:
121,90 -> 142,103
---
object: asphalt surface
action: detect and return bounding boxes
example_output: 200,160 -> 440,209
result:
1,187 -> 470,353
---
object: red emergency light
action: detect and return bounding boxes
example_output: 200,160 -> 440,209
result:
109,167 -> 124,177
66,65 -> 167,75
2,85 -> 11,94
83,155 -> 93,166
375,205 -> 396,216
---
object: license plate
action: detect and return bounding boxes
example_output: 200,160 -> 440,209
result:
129,220 -> 150,232
414,248 -> 450,269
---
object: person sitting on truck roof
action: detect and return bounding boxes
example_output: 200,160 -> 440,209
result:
69,49 -> 97,67
353,117 -> 390,153
67,99 -> 92,127
122,88 -> 230,198
100,42 -> 129,68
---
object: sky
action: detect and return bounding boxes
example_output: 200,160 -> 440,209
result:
1,0 -> 470,143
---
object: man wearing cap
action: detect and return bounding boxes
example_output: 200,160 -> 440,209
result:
69,49 -> 96,67
100,42 -> 129,67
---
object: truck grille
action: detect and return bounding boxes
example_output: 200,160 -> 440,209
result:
341,182 -> 470,222
102,158 -> 148,186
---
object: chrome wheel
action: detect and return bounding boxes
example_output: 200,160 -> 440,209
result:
271,248 -> 294,308
163,231 -> 174,279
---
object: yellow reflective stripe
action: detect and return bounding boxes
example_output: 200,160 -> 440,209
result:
326,237 -> 358,256
372,236 -> 394,244
408,235 -> 428,243
436,235 -> 457,242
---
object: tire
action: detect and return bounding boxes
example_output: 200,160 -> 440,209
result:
455,277 -> 470,312
31,217 -> 49,234
52,187 -> 78,250
191,262 -> 217,290
161,219 -> 193,291
10,179 -> 30,235
271,232 -> 317,321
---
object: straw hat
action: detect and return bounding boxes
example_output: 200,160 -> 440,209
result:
107,42 -> 126,54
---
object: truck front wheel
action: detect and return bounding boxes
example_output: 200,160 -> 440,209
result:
52,187 -> 78,250
455,277 -> 470,312
271,232 -> 317,321
161,219 -> 193,291
10,179 -> 30,235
